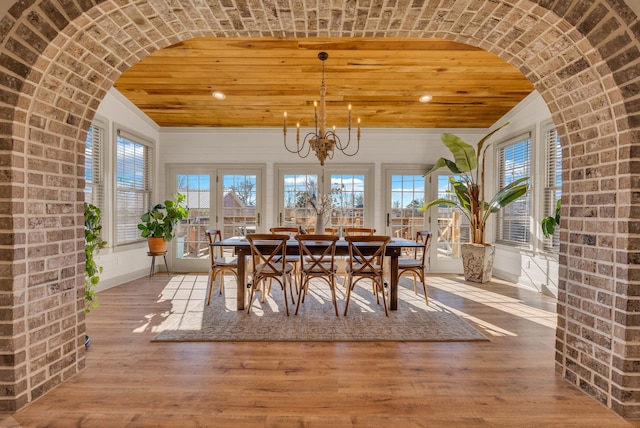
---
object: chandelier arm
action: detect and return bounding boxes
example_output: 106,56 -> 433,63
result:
283,135 -> 305,155
298,132 -> 317,158
331,131 -> 361,157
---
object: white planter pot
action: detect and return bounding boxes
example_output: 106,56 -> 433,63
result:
461,243 -> 495,283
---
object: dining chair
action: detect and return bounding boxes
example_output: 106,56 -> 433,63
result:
294,234 -> 340,316
341,227 -> 376,285
343,227 -> 376,236
205,229 -> 238,305
269,227 -> 302,291
343,235 -> 392,316
398,231 -> 432,305
246,233 -> 295,316
306,227 -> 338,235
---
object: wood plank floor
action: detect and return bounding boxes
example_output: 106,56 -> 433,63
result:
5,274 -> 640,427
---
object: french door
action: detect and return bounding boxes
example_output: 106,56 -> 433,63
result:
383,166 -> 466,273
427,173 -> 469,273
275,164 -> 373,234
167,164 -> 264,272
383,166 -> 429,265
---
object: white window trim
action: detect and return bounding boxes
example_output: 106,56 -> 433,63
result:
113,125 -> 154,247
495,130 -> 533,248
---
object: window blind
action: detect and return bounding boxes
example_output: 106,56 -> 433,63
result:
496,133 -> 531,247
84,123 -> 104,209
115,128 -> 153,245
543,125 -> 561,252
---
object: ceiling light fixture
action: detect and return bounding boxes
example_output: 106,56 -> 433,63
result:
283,52 -> 361,166
419,94 -> 433,103
212,91 -> 226,100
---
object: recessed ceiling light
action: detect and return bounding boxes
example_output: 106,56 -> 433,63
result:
419,94 -> 433,103
212,91 -> 226,100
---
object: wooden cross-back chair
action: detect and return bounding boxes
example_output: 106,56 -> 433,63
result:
269,227 -> 302,289
246,234 -> 295,316
306,227 -> 338,235
343,235 -> 392,316
294,234 -> 340,316
205,229 -> 238,305
343,227 -> 376,236
398,230 -> 432,305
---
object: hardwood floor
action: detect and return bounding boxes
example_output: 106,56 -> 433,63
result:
6,274 -> 640,427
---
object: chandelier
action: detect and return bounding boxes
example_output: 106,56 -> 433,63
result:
283,52 -> 361,166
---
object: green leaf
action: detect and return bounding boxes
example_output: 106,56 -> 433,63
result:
441,133 -> 477,172
424,157 -> 462,175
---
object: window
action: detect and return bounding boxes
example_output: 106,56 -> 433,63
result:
275,164 -> 373,234
282,173 -> 320,227
84,121 -> 105,209
496,133 -> 531,247
176,174 -> 211,259
115,129 -> 153,245
330,173 -> 366,229
221,173 -> 258,237
543,124 -> 561,252
389,174 -> 425,240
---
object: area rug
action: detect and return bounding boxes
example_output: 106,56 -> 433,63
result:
152,277 -> 488,342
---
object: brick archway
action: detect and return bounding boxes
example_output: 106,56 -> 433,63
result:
1,0 -> 638,416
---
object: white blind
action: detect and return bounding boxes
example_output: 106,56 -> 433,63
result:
84,123 -> 104,209
115,129 -> 153,245
496,133 -> 531,247
543,125 -> 561,252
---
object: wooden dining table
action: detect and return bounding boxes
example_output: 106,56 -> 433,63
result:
211,236 -> 423,312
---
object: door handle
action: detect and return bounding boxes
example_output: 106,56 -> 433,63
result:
279,212 -> 282,226
386,213 -> 390,227
257,213 -> 261,227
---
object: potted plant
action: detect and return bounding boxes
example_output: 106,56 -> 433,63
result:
85,202 -> 107,348
541,199 -> 561,237
421,123 -> 529,283
85,202 -> 107,313
138,193 -> 189,252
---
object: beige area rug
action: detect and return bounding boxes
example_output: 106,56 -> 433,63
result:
152,275 -> 488,342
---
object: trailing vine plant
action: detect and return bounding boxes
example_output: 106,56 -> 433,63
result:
85,203 -> 107,313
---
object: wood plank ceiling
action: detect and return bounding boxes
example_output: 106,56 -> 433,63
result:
114,37 -> 535,129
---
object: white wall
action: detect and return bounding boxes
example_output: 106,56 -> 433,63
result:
487,92 -> 559,297
92,89 -> 161,291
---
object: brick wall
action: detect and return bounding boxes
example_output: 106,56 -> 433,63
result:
0,0 -> 638,416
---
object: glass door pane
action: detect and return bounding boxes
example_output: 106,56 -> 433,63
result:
330,174 -> 366,231
429,174 -> 468,272
389,174 -> 426,240
176,174 -> 211,260
220,172 -> 258,238
282,174 -> 319,228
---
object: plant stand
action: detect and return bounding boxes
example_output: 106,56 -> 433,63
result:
147,251 -> 169,279
461,243 -> 495,283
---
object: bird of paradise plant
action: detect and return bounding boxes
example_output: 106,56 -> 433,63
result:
421,123 -> 529,245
